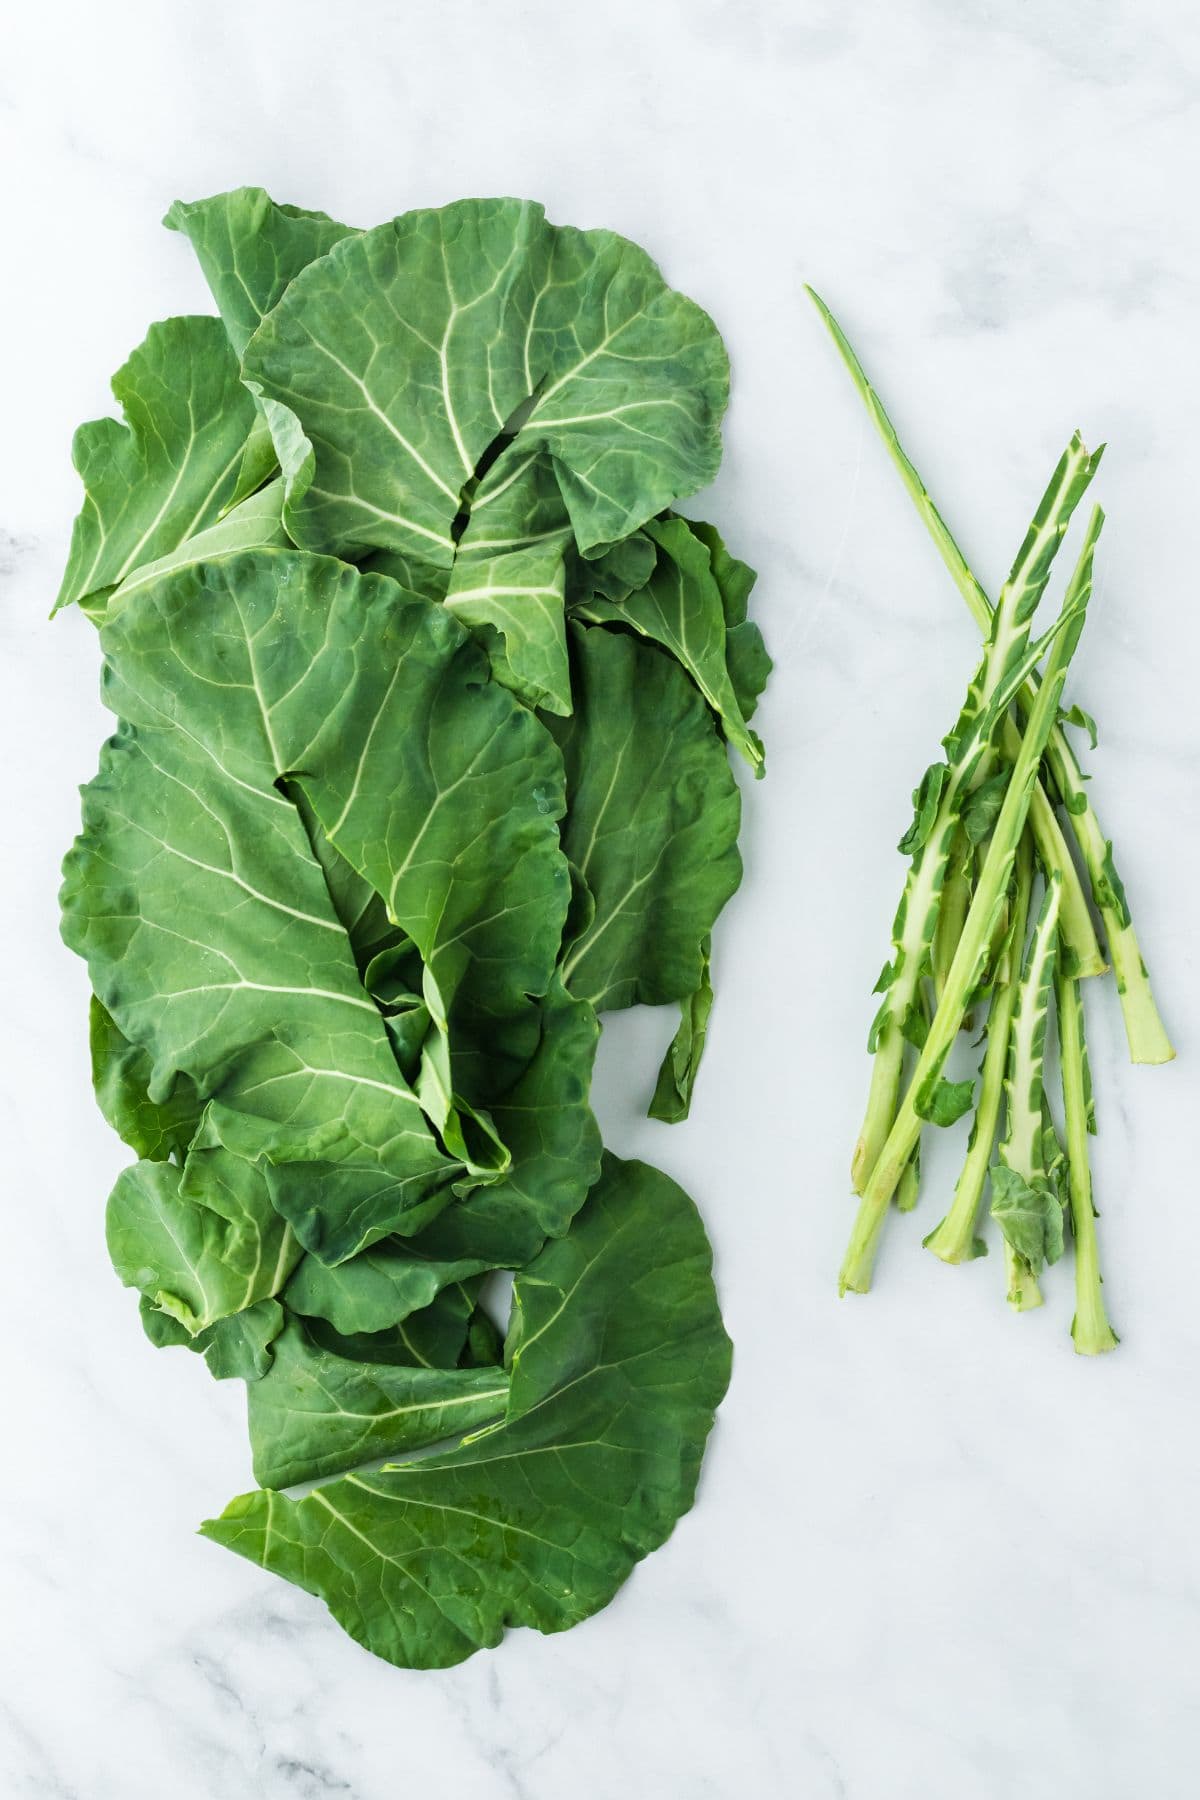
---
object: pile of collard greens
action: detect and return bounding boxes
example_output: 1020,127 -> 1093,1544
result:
57,191 -> 769,1669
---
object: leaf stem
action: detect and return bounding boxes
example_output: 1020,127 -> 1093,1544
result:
850,435 -> 1100,1195
1056,967 -> 1120,1354
924,831 -> 1034,1264
839,511 -> 1102,1294
995,874 -> 1062,1311
807,287 -> 1170,1036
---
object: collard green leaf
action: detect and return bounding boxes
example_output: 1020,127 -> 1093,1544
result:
242,199 -> 728,569
106,1143 -> 301,1335
453,978 -> 601,1242
208,550 -> 572,1041
284,781 -> 403,986
576,515 -> 762,770
287,1241 -> 493,1336
551,625 -> 742,1012
140,1293 -> 286,1380
61,570 -> 468,1259
445,539 -> 571,715
462,1304 -> 505,1368
247,1320 -> 510,1488
304,1280 -> 478,1371
570,530 -> 657,603
165,186 -> 357,356
64,548 -> 581,1263
55,316 -> 257,614
523,226 -> 728,556
165,189 -> 360,522
649,940 -> 715,1124
362,977 -> 602,1279
202,1153 -> 732,1670
89,996 -> 202,1162
62,716 -> 457,1261
685,518 -> 770,725
105,480 -> 288,614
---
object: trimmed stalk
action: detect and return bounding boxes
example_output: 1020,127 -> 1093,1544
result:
992,875 -> 1063,1312
1040,739 -> 1173,1062
896,1138 -> 921,1213
932,826 -> 973,1008
895,980 -> 931,1212
810,286 -> 1163,1013
1027,779 -> 1101,979
1056,967 -> 1119,1353
924,830 -> 1034,1264
850,434 -> 1101,1194
839,509 -> 1101,1295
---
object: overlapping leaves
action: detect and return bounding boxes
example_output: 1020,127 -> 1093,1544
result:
58,188 -> 766,1668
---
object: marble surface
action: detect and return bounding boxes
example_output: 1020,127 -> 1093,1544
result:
3,1 -> 1199,1794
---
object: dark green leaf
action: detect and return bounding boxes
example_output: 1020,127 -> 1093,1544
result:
247,1319 -> 509,1488
202,1153 -> 731,1669
89,996 -> 202,1162
139,1294 -> 285,1381
550,626 -> 741,1012
55,317 -> 257,614
649,941 -> 715,1123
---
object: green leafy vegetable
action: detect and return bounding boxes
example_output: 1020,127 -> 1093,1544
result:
54,316 -> 258,616
575,515 -> 764,770
57,190 -> 766,1666
204,1155 -> 731,1669
551,624 -> 742,1011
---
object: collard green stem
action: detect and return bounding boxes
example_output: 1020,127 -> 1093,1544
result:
1056,967 -> 1119,1354
850,436 -> 1101,1195
1040,739 -> 1173,1063
895,981 -> 931,1213
896,1138 -> 921,1213
932,826 -> 973,1010
924,830 -> 1034,1264
839,510 -> 1101,1295
809,287 -> 1166,1014
993,875 -> 1063,1312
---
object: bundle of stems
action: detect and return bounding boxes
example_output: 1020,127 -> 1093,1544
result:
809,292 -> 1173,1352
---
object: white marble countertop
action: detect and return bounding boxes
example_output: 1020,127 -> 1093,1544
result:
3,2 -> 1198,1795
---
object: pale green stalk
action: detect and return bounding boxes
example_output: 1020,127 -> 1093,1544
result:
924,831 -> 1034,1264
809,287 -> 1170,1033
895,982 -> 931,1212
1056,967 -> 1119,1354
850,435 -> 1100,1195
896,1138 -> 921,1213
995,875 -> 1062,1312
932,826 -> 972,1008
839,510 -> 1101,1295
1040,740 -> 1172,1062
